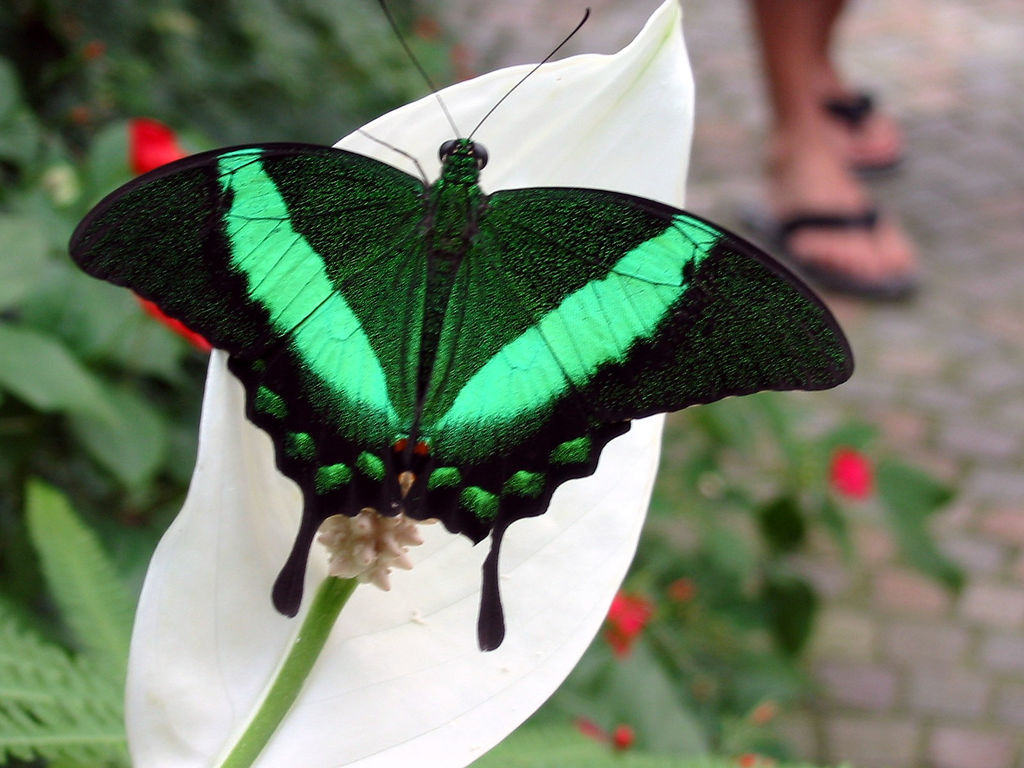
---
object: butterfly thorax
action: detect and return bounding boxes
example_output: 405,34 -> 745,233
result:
427,145 -> 485,253
415,143 -> 488,406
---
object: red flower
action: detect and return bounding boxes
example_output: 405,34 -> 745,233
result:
611,724 -> 635,751
604,591 -> 653,657
128,120 -> 210,351
829,448 -> 873,499
137,297 -> 212,353
668,577 -> 696,603
575,718 -> 635,752
749,700 -> 778,726
130,118 -> 187,175
82,40 -> 106,61
737,755 -> 776,768
574,717 -> 606,743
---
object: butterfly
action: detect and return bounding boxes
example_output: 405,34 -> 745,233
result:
69,135 -> 852,650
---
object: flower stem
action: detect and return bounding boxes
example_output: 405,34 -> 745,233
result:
219,576 -> 358,768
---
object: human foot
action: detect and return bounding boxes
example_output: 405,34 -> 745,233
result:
822,90 -> 904,172
763,138 -> 918,299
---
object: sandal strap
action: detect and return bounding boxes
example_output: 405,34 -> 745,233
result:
778,209 -> 879,240
823,91 -> 874,128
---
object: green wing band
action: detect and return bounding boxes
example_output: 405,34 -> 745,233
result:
433,214 -> 710,460
218,148 -> 399,441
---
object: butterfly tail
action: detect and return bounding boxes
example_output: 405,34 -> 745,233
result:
272,508 -> 320,616
478,520 -> 510,651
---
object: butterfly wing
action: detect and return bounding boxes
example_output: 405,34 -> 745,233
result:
413,187 -> 852,648
71,143 -> 430,612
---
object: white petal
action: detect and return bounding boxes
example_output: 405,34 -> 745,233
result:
126,2 -> 692,767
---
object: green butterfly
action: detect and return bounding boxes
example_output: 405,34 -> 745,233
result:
70,137 -> 852,649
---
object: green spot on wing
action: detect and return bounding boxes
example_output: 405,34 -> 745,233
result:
428,466 -> 462,490
285,432 -> 315,460
460,486 -> 498,522
255,386 -> 287,419
503,470 -> 545,498
315,463 -> 352,494
355,451 -> 385,482
550,436 -> 591,465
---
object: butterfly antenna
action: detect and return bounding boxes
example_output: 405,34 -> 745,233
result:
468,8 -> 590,141
377,0 -> 461,137
357,129 -> 430,185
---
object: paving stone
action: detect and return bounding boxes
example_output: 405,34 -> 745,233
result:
979,508 -> 1024,546
959,582 -> 1024,627
940,535 -> 1006,575
980,634 -> 1024,674
1014,552 -> 1024,581
994,682 -> 1024,727
928,726 -> 1015,768
908,666 -> 991,717
814,661 -> 898,709
938,421 -> 1021,462
966,469 -> 1024,505
790,556 -> 852,599
823,717 -> 918,768
854,523 -> 897,565
873,568 -> 952,617
773,713 -> 818,761
882,621 -> 969,665
965,359 -> 1024,397
810,608 -> 877,661
875,410 -> 929,447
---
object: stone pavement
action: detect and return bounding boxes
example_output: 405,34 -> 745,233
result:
440,1 -> 1024,766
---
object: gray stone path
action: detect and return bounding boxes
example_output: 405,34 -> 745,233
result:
440,1 -> 1024,766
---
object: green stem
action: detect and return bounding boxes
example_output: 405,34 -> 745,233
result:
219,576 -> 358,768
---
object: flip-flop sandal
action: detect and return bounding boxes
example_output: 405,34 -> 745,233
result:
741,206 -> 919,301
823,91 -> 904,175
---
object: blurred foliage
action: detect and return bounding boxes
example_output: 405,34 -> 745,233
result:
530,394 -> 959,760
473,725 -> 828,768
0,2 -> 956,766
1,482 -> 129,766
0,1 -> 450,764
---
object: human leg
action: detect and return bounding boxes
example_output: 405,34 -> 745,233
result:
748,0 -> 917,298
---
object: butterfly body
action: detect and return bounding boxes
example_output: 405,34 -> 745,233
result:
71,137 -> 852,650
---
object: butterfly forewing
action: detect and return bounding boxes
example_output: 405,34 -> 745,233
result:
423,186 -> 852,470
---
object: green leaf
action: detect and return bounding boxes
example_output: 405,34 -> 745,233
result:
556,641 -> 708,756
0,323 -> 118,424
0,597 -> 128,766
0,214 -> 51,310
20,267 -> 190,384
757,495 -> 806,553
818,421 -> 878,454
0,58 -> 20,117
24,480 -> 133,680
876,459 -> 962,590
70,385 -> 169,487
818,496 -> 854,561
762,572 -> 818,656
81,121 -> 132,208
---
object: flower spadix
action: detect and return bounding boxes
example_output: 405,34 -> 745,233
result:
126,2 -> 693,766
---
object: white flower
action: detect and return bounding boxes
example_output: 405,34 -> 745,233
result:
126,2 -> 693,766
